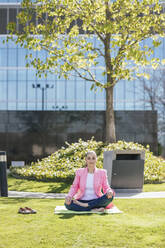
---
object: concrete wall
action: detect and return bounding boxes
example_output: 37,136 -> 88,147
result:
0,110 -> 157,165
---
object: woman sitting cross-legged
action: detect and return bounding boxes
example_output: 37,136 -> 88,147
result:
64,150 -> 115,212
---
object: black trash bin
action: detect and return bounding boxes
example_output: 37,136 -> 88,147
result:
103,150 -> 145,193
0,151 -> 8,197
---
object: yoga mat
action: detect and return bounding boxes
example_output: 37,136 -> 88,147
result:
54,206 -> 123,214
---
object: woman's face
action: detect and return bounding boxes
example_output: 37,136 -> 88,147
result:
85,152 -> 97,171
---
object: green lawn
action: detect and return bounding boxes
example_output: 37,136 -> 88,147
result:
8,175 -> 71,193
8,175 -> 165,193
0,198 -> 165,248
143,183 -> 165,192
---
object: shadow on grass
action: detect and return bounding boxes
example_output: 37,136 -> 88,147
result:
0,198 -> 63,205
47,183 -> 71,193
8,175 -> 71,193
0,197 -> 32,204
57,212 -> 108,219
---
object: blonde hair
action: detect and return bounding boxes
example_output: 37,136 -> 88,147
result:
84,151 -> 97,167
85,150 -> 97,158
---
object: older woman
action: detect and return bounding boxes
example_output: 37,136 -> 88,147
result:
65,150 -> 115,212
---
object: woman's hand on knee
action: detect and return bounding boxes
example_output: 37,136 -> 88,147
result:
65,196 -> 72,205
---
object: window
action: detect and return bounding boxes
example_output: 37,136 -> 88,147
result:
9,8 -> 17,25
0,48 -> 8,66
0,8 -> 7,34
8,48 -> 17,67
66,78 -> 76,110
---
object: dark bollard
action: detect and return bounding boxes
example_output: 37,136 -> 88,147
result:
0,151 -> 8,197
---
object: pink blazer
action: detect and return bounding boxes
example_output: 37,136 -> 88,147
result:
67,167 -> 115,209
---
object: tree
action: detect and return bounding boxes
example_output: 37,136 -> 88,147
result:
7,0 -> 165,143
136,67 -> 165,154
137,67 -> 165,111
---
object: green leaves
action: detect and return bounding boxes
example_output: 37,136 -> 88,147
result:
6,0 -> 165,89
11,138 -> 165,183
161,59 -> 165,65
152,39 -> 162,48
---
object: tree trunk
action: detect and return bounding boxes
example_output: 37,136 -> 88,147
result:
105,86 -> 116,143
104,0 -> 116,143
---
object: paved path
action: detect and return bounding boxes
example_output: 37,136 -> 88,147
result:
8,191 -> 165,199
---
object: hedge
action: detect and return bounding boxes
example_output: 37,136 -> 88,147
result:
10,138 -> 165,183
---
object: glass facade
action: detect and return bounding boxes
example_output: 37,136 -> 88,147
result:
0,2 -> 165,112
0,1 -> 165,146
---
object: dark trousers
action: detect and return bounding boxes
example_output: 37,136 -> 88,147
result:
65,194 -> 114,211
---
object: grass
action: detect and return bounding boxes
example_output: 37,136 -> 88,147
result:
8,175 -> 71,193
143,183 -> 165,192
0,197 -> 165,248
8,175 -> 165,193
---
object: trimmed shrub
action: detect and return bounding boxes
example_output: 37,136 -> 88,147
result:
10,138 -> 165,183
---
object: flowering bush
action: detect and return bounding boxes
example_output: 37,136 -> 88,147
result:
10,138 -> 165,183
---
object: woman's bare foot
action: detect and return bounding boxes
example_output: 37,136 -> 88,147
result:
106,191 -> 113,199
91,207 -> 105,212
73,199 -> 88,207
